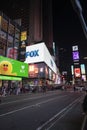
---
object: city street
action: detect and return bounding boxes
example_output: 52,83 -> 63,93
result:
0,90 -> 86,130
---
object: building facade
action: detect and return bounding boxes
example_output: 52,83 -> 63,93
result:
0,1 -> 61,89
0,11 -> 21,60
4,0 -> 54,56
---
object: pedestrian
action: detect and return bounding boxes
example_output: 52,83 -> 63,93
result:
82,90 -> 87,114
42,82 -> 46,93
73,84 -> 76,92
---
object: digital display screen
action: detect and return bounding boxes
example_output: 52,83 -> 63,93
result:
80,64 -> 86,74
74,68 -> 81,77
0,56 -> 28,77
72,51 -> 79,60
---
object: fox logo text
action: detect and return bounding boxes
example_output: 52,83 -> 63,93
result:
26,50 -> 39,58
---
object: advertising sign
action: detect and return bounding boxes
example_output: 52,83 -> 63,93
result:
25,42 -> 57,73
29,63 -> 45,78
74,68 -> 81,77
21,31 -> 27,41
71,65 -> 74,75
80,64 -> 86,74
72,51 -> 79,60
7,47 -> 18,59
72,45 -> 78,51
0,56 -> 28,77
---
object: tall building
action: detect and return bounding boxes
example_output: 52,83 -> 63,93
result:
2,0 -> 54,55
0,1 -> 60,88
0,0 -> 60,67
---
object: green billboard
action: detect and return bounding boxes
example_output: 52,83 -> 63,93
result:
0,75 -> 22,80
0,56 -> 28,77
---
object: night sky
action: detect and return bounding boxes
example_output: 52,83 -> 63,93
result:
53,0 -> 87,55
53,0 -> 87,75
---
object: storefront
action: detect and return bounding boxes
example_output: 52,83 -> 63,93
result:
0,56 -> 28,95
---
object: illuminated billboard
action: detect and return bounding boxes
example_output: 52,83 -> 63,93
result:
29,63 -> 45,78
72,45 -> 78,51
72,51 -> 79,60
71,65 -> 74,75
80,64 -> 86,74
74,68 -> 81,77
25,42 -> 57,73
0,56 -> 28,77
0,75 -> 22,80
21,31 -> 27,41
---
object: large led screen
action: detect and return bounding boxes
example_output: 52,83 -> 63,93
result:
0,56 -> 28,77
74,68 -> 81,77
72,51 -> 79,60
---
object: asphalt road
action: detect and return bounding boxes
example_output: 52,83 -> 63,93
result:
0,90 -> 86,130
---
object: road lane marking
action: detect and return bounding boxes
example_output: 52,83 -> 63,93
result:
0,92 -> 65,106
36,96 -> 83,130
0,95 -> 67,117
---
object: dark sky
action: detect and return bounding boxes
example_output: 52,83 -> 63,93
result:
53,0 -> 87,74
53,0 -> 87,56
